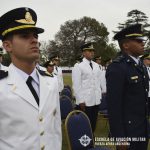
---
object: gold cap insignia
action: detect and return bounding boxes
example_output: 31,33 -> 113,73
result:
90,44 -> 94,48
49,61 -> 54,65
15,11 -> 35,24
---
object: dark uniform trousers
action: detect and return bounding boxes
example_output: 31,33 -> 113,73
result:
106,53 -> 149,150
76,105 -> 99,132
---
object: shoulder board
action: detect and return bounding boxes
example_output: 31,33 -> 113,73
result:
0,70 -> 8,79
38,70 -> 54,77
113,55 -> 125,63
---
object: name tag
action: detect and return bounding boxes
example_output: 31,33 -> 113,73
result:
131,76 -> 138,80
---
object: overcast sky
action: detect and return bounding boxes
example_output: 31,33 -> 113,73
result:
0,0 -> 150,45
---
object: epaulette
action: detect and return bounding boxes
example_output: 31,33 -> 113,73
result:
113,55 -> 125,63
38,70 -> 54,77
0,70 -> 8,79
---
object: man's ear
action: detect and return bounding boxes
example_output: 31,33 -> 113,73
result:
123,41 -> 129,50
2,40 -> 12,53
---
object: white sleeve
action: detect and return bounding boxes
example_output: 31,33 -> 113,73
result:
53,78 -> 62,149
72,64 -> 84,104
58,68 -> 64,92
99,70 -> 106,93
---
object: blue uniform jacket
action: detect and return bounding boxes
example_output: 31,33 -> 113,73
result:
106,53 -> 149,138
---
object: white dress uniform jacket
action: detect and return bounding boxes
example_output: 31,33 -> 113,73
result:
0,64 -> 62,150
53,66 -> 64,92
72,58 -> 106,106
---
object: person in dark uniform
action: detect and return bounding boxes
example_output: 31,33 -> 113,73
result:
106,24 -> 149,150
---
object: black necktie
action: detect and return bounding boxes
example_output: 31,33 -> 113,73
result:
138,60 -> 143,67
56,66 -> 58,72
89,62 -> 93,70
26,76 -> 39,105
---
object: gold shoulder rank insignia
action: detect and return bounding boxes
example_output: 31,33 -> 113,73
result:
45,71 -> 54,77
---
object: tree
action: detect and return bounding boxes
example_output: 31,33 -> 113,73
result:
47,16 -> 117,66
126,9 -> 149,25
115,9 -> 150,31
114,9 -> 150,49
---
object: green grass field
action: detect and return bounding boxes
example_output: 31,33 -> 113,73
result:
62,73 -> 150,150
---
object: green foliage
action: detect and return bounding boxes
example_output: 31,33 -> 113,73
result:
114,9 -> 150,31
114,9 -> 150,49
45,16 -> 117,66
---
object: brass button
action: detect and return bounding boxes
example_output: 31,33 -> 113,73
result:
41,145 -> 45,150
39,116 -> 43,122
40,131 -> 45,136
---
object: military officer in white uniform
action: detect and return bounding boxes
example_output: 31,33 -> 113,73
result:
72,43 -> 106,132
0,7 -> 62,150
44,60 -> 57,77
50,55 -> 64,93
0,48 -> 8,70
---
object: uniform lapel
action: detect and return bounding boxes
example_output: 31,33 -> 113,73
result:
126,55 -> 143,73
38,72 -> 51,112
7,64 -> 39,109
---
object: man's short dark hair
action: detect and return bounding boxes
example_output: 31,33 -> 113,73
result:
118,39 -> 130,50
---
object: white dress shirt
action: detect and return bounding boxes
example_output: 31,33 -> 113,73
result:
129,55 -> 140,64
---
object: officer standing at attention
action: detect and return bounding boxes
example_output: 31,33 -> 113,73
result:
0,47 -> 8,70
94,56 -> 104,71
106,24 -> 149,150
44,60 -> 55,76
0,7 -> 61,150
72,42 -> 106,132
50,55 -> 64,93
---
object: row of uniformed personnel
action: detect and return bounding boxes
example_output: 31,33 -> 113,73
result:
72,24 -> 150,150
0,6 -> 150,150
